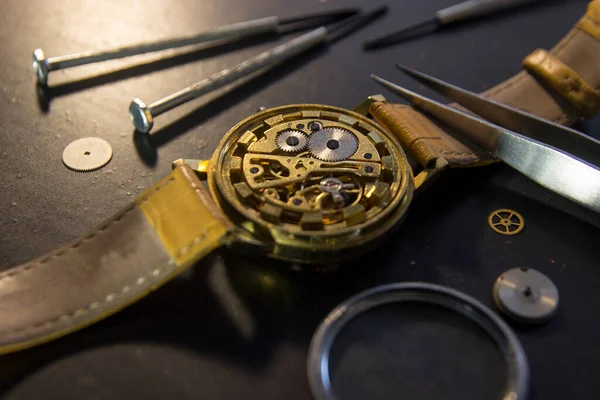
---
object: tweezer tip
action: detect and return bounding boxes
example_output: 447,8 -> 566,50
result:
370,74 -> 406,94
370,74 -> 392,85
395,63 -> 413,73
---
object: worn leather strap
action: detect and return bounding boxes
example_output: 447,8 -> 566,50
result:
369,103 -> 495,168
371,1 -> 600,169
523,49 -> 600,119
0,165 -> 233,355
579,0 -> 600,39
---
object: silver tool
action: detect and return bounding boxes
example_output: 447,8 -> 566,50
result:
32,8 -> 359,85
371,68 -> 600,214
129,28 -> 326,133
494,268 -> 559,323
62,137 -> 113,172
363,0 -> 544,49
129,6 -> 387,133
307,282 -> 529,400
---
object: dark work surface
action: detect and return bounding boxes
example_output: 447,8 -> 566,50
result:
1,0 -> 599,399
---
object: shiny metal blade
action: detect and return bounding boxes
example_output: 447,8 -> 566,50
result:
395,63 -> 600,167
371,74 -> 600,213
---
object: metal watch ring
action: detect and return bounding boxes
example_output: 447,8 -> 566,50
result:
307,282 -> 529,400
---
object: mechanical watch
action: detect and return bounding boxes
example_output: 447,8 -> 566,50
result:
0,0 -> 599,355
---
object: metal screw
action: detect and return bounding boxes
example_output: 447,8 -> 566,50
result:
129,27 -> 328,133
31,17 -> 281,86
308,121 -> 323,131
286,136 -> 300,146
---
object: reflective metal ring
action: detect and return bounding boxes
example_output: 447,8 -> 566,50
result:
307,282 -> 529,400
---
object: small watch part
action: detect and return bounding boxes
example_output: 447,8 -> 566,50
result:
319,177 -> 346,208
494,267 -> 559,324
308,127 -> 358,162
62,137 -> 113,172
488,208 -> 524,235
275,130 -> 308,152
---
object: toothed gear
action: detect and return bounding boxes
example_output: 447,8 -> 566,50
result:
276,130 -> 308,152
62,137 -> 113,172
308,127 -> 358,162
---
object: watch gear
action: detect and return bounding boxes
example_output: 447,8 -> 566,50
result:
275,130 -> 308,152
488,209 -> 525,235
62,137 -> 113,172
308,127 -> 359,162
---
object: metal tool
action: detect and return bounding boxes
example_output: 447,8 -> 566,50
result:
363,0 -> 544,50
494,268 -> 559,323
62,137 -> 113,172
32,8 -> 359,86
307,282 -> 529,400
371,68 -> 600,214
129,6 -> 387,133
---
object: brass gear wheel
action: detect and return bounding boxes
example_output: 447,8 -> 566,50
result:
488,209 -> 525,235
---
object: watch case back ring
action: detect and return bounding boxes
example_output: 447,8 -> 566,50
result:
307,282 -> 529,400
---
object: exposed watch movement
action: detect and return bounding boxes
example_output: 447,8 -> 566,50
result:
207,104 -> 413,263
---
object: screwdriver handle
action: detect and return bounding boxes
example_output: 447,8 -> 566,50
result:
436,0 -> 542,25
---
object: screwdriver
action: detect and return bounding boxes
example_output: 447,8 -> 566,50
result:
363,0 -> 545,50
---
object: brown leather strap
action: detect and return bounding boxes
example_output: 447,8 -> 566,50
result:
368,103 -> 495,168
371,1 -> 600,169
482,0 -> 600,125
0,165 -> 233,355
523,49 -> 600,119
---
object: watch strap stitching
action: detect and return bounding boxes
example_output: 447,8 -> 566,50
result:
0,177 -> 176,283
4,259 -> 177,335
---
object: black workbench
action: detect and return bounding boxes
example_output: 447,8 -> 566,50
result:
1,0 -> 599,399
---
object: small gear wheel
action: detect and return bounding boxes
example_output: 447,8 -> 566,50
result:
488,209 -> 525,235
308,127 -> 358,162
62,137 -> 113,172
276,130 -> 308,152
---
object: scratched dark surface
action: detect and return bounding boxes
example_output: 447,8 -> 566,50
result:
0,0 -> 599,399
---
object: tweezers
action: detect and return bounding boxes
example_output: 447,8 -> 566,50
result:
371,65 -> 600,213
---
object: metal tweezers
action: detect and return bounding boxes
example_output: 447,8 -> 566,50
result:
372,65 -> 600,214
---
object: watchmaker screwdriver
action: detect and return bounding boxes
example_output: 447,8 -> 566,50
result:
363,0 -> 545,50
31,8 -> 359,85
129,6 -> 387,133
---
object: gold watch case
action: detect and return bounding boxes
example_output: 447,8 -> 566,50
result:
207,103 -> 414,264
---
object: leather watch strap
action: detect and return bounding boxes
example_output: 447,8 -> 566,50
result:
0,165 -> 233,355
370,0 -> 600,169
523,48 -> 600,119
